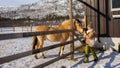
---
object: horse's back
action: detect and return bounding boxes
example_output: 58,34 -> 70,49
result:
35,25 -> 49,32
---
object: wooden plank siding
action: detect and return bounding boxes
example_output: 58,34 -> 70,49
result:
100,0 -> 105,35
94,0 -> 98,32
118,11 -> 120,36
111,11 -> 120,37
79,0 -> 120,37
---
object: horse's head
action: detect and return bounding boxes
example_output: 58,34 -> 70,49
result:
60,19 -> 83,33
73,19 -> 83,33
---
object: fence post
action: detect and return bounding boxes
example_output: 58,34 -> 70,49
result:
27,26 -> 29,32
118,42 -> 120,53
22,25 -> 23,32
30,24 -> 32,32
83,15 -> 87,29
1,28 -> 2,32
68,0 -> 74,60
13,27 -> 15,32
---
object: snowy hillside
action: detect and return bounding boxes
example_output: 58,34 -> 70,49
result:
0,6 -> 17,12
0,0 -> 84,19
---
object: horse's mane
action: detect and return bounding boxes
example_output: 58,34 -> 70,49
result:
59,19 -> 82,27
75,19 -> 82,26
58,20 -> 70,26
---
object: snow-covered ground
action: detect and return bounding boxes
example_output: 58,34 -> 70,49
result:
0,27 -> 120,68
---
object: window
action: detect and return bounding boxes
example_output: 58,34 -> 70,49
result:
111,0 -> 120,11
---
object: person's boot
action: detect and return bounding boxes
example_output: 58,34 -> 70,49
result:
90,47 -> 98,62
83,45 -> 89,63
83,57 -> 89,63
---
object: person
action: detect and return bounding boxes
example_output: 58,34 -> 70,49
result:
83,23 -> 98,63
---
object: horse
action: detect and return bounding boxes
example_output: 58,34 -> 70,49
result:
32,19 -> 83,59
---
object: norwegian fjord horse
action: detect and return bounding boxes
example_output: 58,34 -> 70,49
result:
32,19 -> 83,59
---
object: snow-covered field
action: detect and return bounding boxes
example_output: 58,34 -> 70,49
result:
0,26 -> 34,34
0,27 -> 120,68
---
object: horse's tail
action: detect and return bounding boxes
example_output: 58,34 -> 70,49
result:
32,36 -> 38,54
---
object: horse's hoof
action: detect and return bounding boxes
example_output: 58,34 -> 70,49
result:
59,53 -> 62,56
60,54 -> 63,56
59,52 -> 65,56
34,55 -> 39,59
60,53 -> 65,57
35,57 -> 39,59
43,56 -> 46,59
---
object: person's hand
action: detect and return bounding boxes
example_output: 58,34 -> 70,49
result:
83,32 -> 86,37
84,32 -> 86,35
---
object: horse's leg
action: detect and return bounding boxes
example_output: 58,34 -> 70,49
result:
34,40 -> 42,59
37,36 -> 46,58
32,36 -> 38,59
59,45 -> 65,56
34,43 -> 39,59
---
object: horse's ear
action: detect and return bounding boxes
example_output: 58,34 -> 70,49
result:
76,19 -> 80,23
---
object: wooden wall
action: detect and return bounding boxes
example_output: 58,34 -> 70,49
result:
78,0 -> 120,37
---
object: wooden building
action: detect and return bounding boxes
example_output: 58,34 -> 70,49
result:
78,0 -> 120,37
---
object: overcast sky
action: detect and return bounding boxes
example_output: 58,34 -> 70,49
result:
0,0 -> 42,7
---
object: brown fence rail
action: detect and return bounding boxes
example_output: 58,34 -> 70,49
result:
0,29 -> 72,40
